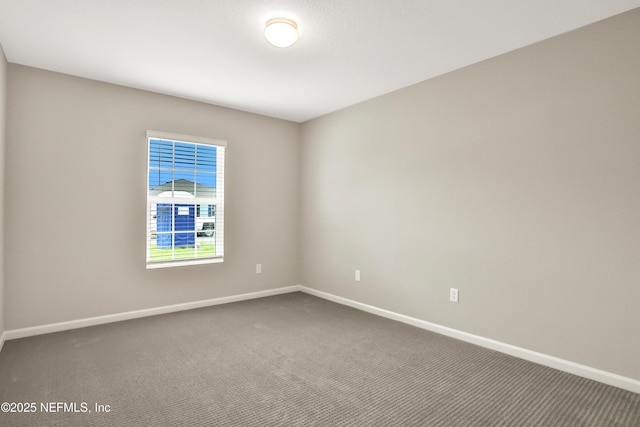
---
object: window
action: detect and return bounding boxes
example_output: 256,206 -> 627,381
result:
146,131 -> 226,268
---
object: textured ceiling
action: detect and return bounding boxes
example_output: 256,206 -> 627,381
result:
1,0 -> 639,122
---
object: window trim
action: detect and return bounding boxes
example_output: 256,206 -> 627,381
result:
146,130 -> 226,269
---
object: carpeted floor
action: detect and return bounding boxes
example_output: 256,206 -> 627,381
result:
0,292 -> 638,426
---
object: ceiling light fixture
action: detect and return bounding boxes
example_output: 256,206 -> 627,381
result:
264,18 -> 299,48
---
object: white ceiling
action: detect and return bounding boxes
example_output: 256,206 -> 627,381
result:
1,1 -> 639,122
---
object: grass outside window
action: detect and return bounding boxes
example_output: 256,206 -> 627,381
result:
149,242 -> 215,261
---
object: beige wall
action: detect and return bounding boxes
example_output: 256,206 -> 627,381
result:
300,9 -> 640,380
0,44 -> 6,338
5,65 -> 300,329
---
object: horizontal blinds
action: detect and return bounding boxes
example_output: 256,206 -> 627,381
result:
146,131 -> 225,265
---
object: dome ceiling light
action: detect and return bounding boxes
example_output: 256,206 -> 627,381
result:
264,18 -> 299,48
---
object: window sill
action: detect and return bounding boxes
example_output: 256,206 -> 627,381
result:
146,257 -> 224,269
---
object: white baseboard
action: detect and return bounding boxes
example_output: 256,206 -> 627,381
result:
3,284 -> 638,394
299,286 -> 640,395
4,285 -> 302,341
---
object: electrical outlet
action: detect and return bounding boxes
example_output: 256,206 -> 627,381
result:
256,264 -> 262,274
449,288 -> 459,303
355,270 -> 361,281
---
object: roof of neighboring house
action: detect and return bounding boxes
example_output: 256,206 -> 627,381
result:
149,179 -> 215,198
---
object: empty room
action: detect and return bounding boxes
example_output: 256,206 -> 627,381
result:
0,1 -> 639,426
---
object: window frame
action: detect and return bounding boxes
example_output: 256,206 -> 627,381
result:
145,130 -> 226,269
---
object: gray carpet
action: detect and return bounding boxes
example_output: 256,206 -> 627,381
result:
0,292 -> 638,426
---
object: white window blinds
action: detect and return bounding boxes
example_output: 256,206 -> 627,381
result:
146,130 -> 226,268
